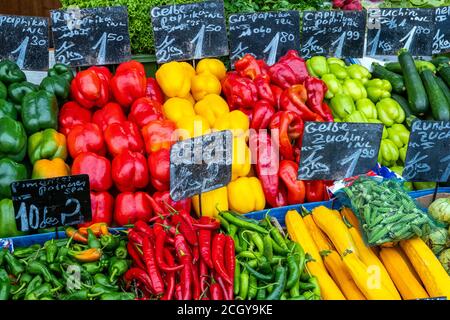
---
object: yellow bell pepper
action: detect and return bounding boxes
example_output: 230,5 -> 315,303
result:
176,115 -> 210,140
181,93 -> 195,106
196,58 -> 227,80
192,186 -> 228,218
180,62 -> 196,79
163,97 -> 195,123
32,158 -> 70,179
232,136 -> 251,180
228,177 -> 265,214
194,94 -> 230,127
213,110 -> 249,137
156,61 -> 191,98
191,73 -> 221,101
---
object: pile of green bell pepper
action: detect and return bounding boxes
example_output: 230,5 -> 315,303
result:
0,229 -> 134,300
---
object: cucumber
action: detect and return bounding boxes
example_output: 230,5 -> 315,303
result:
420,69 -> 450,121
398,49 -> 429,115
435,76 -> 450,106
438,64 -> 450,88
371,63 -> 405,94
391,93 -> 413,117
431,56 -> 450,67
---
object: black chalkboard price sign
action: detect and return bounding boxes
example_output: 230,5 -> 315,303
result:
170,131 -> 232,201
151,0 -> 229,63
403,120 -> 450,182
51,6 -> 131,67
433,6 -> 450,54
367,8 -> 435,57
300,10 -> 366,59
0,15 -> 49,71
11,175 -> 91,232
298,122 -> 383,181
229,11 -> 300,66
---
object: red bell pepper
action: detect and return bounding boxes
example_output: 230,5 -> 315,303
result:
148,148 -> 170,191
279,160 -> 305,205
114,192 -> 153,226
72,152 -> 112,192
254,75 -> 275,106
112,150 -> 149,192
67,123 -> 106,158
249,131 -> 286,208
152,190 -> 191,216
250,100 -> 275,130
280,85 -> 324,121
270,111 -> 304,161
70,66 -> 110,109
234,54 -> 270,81
104,121 -> 145,157
110,60 -> 147,108
141,119 -> 177,155
305,180 -> 325,203
145,77 -> 164,105
271,84 -> 283,109
79,191 -> 114,227
221,72 -> 258,110
92,102 -> 127,132
304,77 -> 334,122
269,50 -> 309,89
58,101 -> 92,136
128,97 -> 164,128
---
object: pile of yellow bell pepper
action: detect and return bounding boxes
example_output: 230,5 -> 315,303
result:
156,59 -> 266,217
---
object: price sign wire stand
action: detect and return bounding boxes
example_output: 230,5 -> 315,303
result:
432,182 -> 440,202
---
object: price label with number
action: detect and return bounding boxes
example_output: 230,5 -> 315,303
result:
367,8 -> 435,57
433,6 -> 450,54
403,120 -> 450,182
0,15 -> 49,71
228,11 -> 300,66
11,175 -> 91,232
51,6 -> 131,67
151,0 -> 229,63
300,10 -> 366,59
298,122 -> 383,181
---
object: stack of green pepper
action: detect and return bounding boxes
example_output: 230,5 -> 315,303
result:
219,211 -> 321,300
0,227 -> 134,300
0,60 -> 74,238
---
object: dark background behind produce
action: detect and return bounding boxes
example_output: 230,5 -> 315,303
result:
0,0 -> 61,17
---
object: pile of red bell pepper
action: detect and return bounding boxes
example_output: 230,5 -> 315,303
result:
59,60 -> 186,227
222,51 -> 333,207
124,205 -> 234,300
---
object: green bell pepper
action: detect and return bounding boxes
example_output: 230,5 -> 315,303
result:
376,98 -> 405,127
307,56 -> 329,77
387,124 -> 410,148
413,182 -> 436,190
327,58 -> 346,67
330,94 -> 355,119
365,79 -> 392,103
0,99 -> 17,120
328,63 -> 348,80
378,139 -> 399,167
346,64 -> 371,84
344,110 -> 368,123
306,60 -> 318,78
21,90 -> 58,135
399,145 -> 407,164
0,117 -> 27,162
39,75 -> 70,101
0,81 -> 6,100
27,128 -> 67,165
356,98 -> 377,120
7,81 -> 38,105
0,158 -> 27,199
0,268 -> 11,300
0,60 -> 26,85
366,79 -> 392,92
342,79 -> 367,101
322,74 -> 343,99
0,198 -> 24,238
389,166 -> 413,191
48,64 -> 75,83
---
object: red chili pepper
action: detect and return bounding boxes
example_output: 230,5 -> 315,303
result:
166,237 -> 175,245
134,220 -> 155,241
198,218 -> 213,269
123,268 -> 154,294
175,284 -> 182,300
210,282 -> 223,300
212,233 -> 233,286
199,259 -> 209,298
224,235 -> 235,299
155,228 -> 184,273
215,274 -> 231,300
161,248 -> 177,300
127,242 -> 145,270
175,233 -> 193,300
279,160 -> 306,205
142,237 -> 164,295
128,229 -> 144,246
269,111 -> 304,161
191,261 -> 201,300
192,244 -> 200,265
192,223 -> 220,230
171,214 -> 197,246
304,76 -> 334,121
250,100 -> 275,130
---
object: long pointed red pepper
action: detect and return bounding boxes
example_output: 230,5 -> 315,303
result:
210,282 -> 223,300
127,242 -> 145,270
175,233 -> 193,300
224,235 -> 235,299
198,217 -> 213,269
161,248 -> 177,300
211,233 -> 233,286
134,220 -> 155,242
123,268 -> 155,294
142,237 -> 164,295
199,259 -> 209,298
155,228 -> 184,272
191,261 -> 201,300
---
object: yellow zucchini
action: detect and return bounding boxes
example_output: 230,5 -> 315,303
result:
342,251 -> 400,300
379,247 -> 429,299
312,206 -> 359,257
341,207 -> 360,231
303,214 -> 333,252
400,237 -> 450,298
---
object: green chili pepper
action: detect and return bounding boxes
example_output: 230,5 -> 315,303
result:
25,283 -> 52,300
94,273 -> 117,289
89,284 -> 118,297
238,231 -> 248,252
266,264 -> 287,300
263,234 -> 273,263
56,247 -> 69,263
243,263 -> 273,282
233,233 -> 243,253
4,251 -> 24,276
13,244 -> 41,259
238,268 -> 249,300
268,224 -> 288,251
234,259 -> 240,296
27,260 -> 62,288
289,295 -> 306,300
299,282 -> 316,291
250,231 -> 264,254
45,240 -> 58,264
25,275 -> 42,297
114,240 -> 127,259
108,258 -> 128,283
100,234 -> 120,251
217,215 -> 230,234
308,276 -> 321,298
61,289 -> 89,300
290,280 -> 301,297
100,292 -> 135,300
228,224 -> 238,238
83,261 -> 105,275
220,211 -> 269,234
286,254 -> 300,290
0,268 -> 11,300
256,287 -> 266,300
87,229 -> 101,249
248,275 -> 257,300
270,238 -> 289,255
0,249 -> 7,266
247,259 -> 258,269
257,256 -> 272,274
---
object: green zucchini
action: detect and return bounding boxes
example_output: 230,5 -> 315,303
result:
371,63 -> 405,94
384,62 -> 403,74
385,61 -> 435,74
435,76 -> 450,106
391,93 -> 413,117
438,64 -> 450,88
420,69 -> 450,121
431,56 -> 450,67
398,49 -> 429,115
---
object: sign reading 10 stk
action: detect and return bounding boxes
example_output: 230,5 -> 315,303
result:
151,0 -> 229,63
